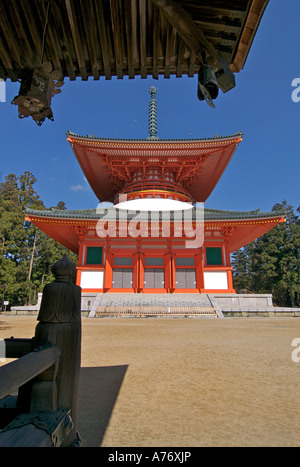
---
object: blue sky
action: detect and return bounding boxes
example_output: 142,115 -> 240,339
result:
0,1 -> 299,214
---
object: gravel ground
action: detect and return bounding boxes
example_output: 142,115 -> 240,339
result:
0,316 -> 299,447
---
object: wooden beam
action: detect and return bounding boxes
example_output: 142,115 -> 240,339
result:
139,0 -> 147,78
176,35 -> 185,77
94,0 -> 111,79
0,344 -> 60,401
151,0 -> 220,65
187,4 -> 247,21
152,4 -> 160,78
50,1 -> 77,80
0,2 -> 22,67
164,20 -> 173,78
19,0 -> 43,63
0,33 -> 14,71
110,0 -> 124,79
80,0 -> 100,79
188,49 -> 197,77
65,0 -> 87,80
231,0 -> 269,72
195,19 -> 242,35
39,0 -> 62,71
124,0 -> 135,78
6,1 -> 33,63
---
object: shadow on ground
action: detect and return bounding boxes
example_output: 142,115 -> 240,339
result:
77,365 -> 128,447
0,321 -> 13,332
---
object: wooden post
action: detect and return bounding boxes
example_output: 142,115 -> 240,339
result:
33,255 -> 81,447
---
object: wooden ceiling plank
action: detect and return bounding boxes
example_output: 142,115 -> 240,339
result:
39,0 -> 63,71
110,0 -> 124,79
188,49 -> 197,77
124,0 -> 135,78
164,20 -> 172,78
49,1 -> 76,80
186,4 -> 247,20
94,0 -> 111,79
7,1 -> 34,60
176,36 -> 185,77
195,19 -> 242,35
19,0 -> 43,63
65,0 -> 88,80
152,5 -> 160,79
0,2 -> 23,66
151,0 -> 220,65
80,0 -> 100,79
0,64 -> 5,80
139,0 -> 147,78
130,0 -> 139,65
0,32 -> 13,70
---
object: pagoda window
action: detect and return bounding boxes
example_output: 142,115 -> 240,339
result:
206,247 -> 223,266
86,246 -> 103,265
145,257 -> 164,266
176,257 -> 195,266
114,257 -> 133,266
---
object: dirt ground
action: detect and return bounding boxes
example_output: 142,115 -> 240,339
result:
0,316 -> 300,447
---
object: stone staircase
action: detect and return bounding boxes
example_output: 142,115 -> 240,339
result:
84,293 -> 218,318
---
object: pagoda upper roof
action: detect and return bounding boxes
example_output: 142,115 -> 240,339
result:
25,206 -> 286,254
66,131 -> 243,203
66,130 -> 243,143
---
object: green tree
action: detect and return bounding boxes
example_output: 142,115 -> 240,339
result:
231,248 -> 250,292
232,201 -> 300,307
0,172 -> 77,307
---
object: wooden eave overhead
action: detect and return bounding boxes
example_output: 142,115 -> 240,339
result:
0,0 -> 269,82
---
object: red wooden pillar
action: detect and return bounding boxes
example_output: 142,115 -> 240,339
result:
104,251 -> 113,291
164,253 -> 172,292
227,269 -> 234,292
76,240 -> 85,286
195,249 -> 204,291
225,242 -> 235,293
76,269 -> 82,287
78,241 -> 85,266
139,253 -> 145,292
132,252 -> 140,292
169,253 -> 176,292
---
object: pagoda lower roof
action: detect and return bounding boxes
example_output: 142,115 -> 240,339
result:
25,207 -> 286,254
25,206 -> 283,221
66,132 -> 243,203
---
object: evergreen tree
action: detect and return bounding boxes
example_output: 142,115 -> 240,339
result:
232,201 -> 300,307
231,248 -> 250,291
0,172 -> 77,307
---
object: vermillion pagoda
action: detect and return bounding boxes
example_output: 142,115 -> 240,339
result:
25,88 -> 285,298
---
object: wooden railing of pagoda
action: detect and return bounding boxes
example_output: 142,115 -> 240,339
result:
94,305 -> 217,318
0,256 -> 81,447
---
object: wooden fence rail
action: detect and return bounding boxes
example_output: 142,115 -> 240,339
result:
94,305 -> 217,317
0,343 -> 60,401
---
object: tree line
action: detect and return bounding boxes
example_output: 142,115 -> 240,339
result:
0,171 -> 77,308
0,172 -> 299,308
231,201 -> 300,307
